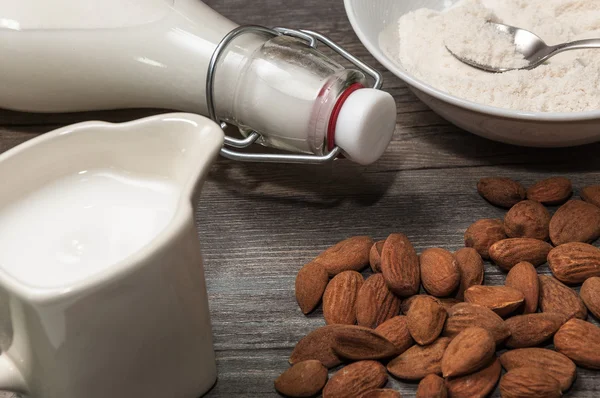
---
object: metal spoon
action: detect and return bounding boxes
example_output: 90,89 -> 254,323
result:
447,22 -> 600,73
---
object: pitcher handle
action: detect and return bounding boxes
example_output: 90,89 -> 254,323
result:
0,354 -> 27,393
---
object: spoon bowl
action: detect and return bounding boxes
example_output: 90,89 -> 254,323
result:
448,22 -> 600,73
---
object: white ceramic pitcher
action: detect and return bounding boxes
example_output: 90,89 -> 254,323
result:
0,113 -> 224,398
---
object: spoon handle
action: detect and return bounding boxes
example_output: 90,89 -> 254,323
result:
553,39 -> 600,54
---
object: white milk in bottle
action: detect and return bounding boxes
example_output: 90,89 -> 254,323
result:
0,0 -> 398,165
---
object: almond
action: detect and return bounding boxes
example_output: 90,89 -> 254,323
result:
322,360 -> 387,398
539,275 -> 587,320
550,200 -> 600,245
548,242 -> 600,284
375,316 -> 414,354
454,248 -> 484,300
527,176 -> 573,205
407,296 -> 447,345
331,325 -> 398,361
315,236 -> 373,276
499,367 -> 561,398
323,271 -> 363,325
505,261 -> 539,314
580,276 -> 600,319
554,318 -> 600,369
504,200 -> 550,240
477,177 -> 526,208
274,360 -> 328,397
446,357 -> 501,398
464,219 -> 506,259
464,285 -> 524,317
387,337 -> 451,380
416,374 -> 447,398
581,185 -> 600,208
488,238 -> 552,271
419,248 -> 460,297
505,313 -> 567,348
289,325 -> 343,368
356,274 -> 402,329
443,303 -> 510,345
360,389 -> 402,398
370,240 -> 385,273
500,348 -> 576,392
441,327 -> 495,377
381,233 -> 420,297
295,261 -> 329,315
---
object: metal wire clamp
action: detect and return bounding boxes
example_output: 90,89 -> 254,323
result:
205,25 -> 383,164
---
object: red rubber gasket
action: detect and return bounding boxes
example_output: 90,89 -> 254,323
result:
327,83 -> 364,151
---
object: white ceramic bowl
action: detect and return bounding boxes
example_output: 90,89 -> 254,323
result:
344,0 -> 600,147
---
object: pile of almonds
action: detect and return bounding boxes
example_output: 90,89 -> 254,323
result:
274,177 -> 600,398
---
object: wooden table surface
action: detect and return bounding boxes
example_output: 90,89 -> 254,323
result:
2,1 -> 600,397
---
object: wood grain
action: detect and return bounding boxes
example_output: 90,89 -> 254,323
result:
2,1 -> 600,397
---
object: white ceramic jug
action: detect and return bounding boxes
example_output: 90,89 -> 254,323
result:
0,113 -> 224,398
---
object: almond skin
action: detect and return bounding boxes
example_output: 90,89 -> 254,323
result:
356,274 -> 402,329
499,367 -> 561,398
381,233 -> 420,297
527,176 -> 573,205
400,294 -> 462,314
550,200 -> 600,245
505,261 -> 539,314
441,327 -> 495,377
464,219 -> 506,259
581,185 -> 600,208
581,276 -> 600,319
554,318 -> 600,369
331,325 -> 398,361
488,238 -> 552,271
400,295 -> 418,314
504,200 -> 550,240
438,298 -> 461,312
454,248 -> 484,300
322,360 -> 387,398
416,374 -> 447,398
477,177 -> 526,208
360,389 -> 402,398
289,325 -> 344,368
370,240 -> 385,273
500,348 -> 576,392
464,285 -> 524,317
407,296 -> 447,345
323,271 -> 363,325
402,295 -> 459,314
443,303 -> 510,345
505,313 -> 567,348
446,357 -> 501,398
295,261 -> 329,315
539,275 -> 587,320
420,248 -> 460,297
375,316 -> 414,354
548,242 -> 600,284
315,236 -> 373,276
387,337 -> 451,381
274,360 -> 328,397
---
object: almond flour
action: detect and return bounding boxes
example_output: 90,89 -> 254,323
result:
391,0 -> 600,113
